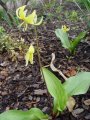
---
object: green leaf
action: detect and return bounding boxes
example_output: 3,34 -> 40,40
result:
42,67 -> 68,113
70,31 -> 86,53
63,72 -> 90,96
55,29 -> 71,50
0,108 -> 48,120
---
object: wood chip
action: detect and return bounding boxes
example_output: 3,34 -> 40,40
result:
34,89 -> 47,95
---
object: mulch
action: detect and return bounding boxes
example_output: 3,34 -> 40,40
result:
0,1 -> 90,120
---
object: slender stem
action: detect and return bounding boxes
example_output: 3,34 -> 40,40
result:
34,27 -> 53,115
34,26 -> 42,71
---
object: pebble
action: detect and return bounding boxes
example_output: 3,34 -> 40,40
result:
72,108 -> 84,117
42,107 -> 48,112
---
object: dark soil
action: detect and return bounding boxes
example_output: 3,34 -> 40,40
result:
0,1 -> 90,120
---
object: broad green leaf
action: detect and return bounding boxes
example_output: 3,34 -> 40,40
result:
55,29 -> 71,50
63,72 -> 90,96
70,31 -> 86,53
0,108 -> 48,120
42,67 -> 68,113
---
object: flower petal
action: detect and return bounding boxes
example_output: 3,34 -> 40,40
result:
25,45 -> 35,66
16,5 -> 26,20
28,44 -> 35,53
25,10 -> 37,24
25,52 -> 30,66
61,25 -> 70,32
34,16 -> 43,25
29,53 -> 34,64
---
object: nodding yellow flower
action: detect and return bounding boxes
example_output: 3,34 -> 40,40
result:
25,44 -> 35,66
16,5 -> 43,30
61,25 -> 70,32
16,5 -> 27,20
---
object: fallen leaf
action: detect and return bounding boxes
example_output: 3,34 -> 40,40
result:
65,68 -> 77,77
66,97 -> 76,112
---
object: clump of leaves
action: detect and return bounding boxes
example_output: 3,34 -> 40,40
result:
69,10 -> 78,21
42,67 -> 90,116
0,32 -> 27,53
55,26 -> 86,54
64,10 -> 78,22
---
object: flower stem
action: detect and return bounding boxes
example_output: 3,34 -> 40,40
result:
34,27 -> 42,71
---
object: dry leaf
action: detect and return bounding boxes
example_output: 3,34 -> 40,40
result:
66,97 -> 76,112
65,68 -> 77,77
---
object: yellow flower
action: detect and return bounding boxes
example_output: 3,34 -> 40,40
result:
61,25 -> 70,32
16,5 -> 43,30
16,5 -> 27,20
25,44 -> 35,66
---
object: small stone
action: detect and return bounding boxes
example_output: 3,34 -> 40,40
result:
72,108 -> 84,117
42,107 -> 48,112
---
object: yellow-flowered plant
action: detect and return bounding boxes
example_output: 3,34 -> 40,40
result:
61,25 -> 70,32
55,25 -> 86,54
25,44 -> 35,66
16,5 -> 43,66
16,5 -> 43,30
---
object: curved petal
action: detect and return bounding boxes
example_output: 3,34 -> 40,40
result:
61,25 -> 70,32
28,44 -> 35,53
34,16 -> 43,25
29,53 -> 34,64
16,5 -> 26,20
25,45 -> 35,65
25,52 -> 30,66
25,10 -> 37,24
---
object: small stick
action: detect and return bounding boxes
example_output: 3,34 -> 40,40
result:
50,53 -> 67,81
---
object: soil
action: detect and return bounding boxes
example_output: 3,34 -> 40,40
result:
0,1 -> 90,120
